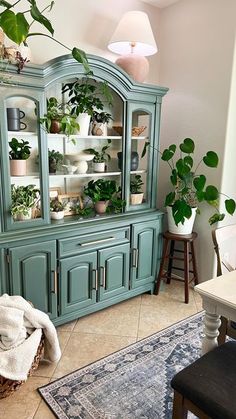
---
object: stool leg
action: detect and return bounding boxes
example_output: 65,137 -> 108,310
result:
190,241 -> 198,285
154,238 -> 169,295
172,390 -> 188,419
184,241 -> 190,304
167,240 -> 175,284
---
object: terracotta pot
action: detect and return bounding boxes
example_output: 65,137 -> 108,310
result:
94,201 -> 108,214
167,206 -> 197,235
50,120 -> 61,134
10,159 -> 27,176
130,193 -> 143,205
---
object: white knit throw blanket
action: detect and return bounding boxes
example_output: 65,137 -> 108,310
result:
0,294 -> 61,381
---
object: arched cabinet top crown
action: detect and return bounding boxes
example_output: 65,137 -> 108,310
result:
1,54 -> 168,103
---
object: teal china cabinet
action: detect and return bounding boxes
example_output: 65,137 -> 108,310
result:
0,55 -> 168,325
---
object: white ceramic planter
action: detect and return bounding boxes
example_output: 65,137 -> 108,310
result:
167,206 -> 197,235
130,193 -> 144,205
14,208 -> 32,221
93,162 -> 105,173
10,159 -> 27,176
76,113 -> 91,136
50,211 -> 64,220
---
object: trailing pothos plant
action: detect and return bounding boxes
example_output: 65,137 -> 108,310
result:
162,138 -> 236,226
0,0 -> 90,73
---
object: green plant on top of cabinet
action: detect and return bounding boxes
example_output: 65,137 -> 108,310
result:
9,137 -> 31,176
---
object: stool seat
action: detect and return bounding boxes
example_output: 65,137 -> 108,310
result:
171,341 -> 236,419
155,231 -> 198,303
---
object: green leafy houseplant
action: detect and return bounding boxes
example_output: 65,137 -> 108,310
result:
84,179 -> 117,203
0,0 -> 90,73
50,199 -> 66,213
40,97 -> 80,135
61,78 -> 113,116
162,138 -> 236,226
92,111 -> 113,124
130,175 -> 144,194
11,184 -> 39,218
106,196 -> 126,214
84,139 -> 111,163
48,149 -> 63,173
9,137 -> 31,160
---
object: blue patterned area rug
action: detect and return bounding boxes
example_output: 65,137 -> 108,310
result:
38,311 -> 204,418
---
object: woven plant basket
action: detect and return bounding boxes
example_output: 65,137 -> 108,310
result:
0,333 -> 44,399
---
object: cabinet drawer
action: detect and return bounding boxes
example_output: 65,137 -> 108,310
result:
58,227 -> 130,257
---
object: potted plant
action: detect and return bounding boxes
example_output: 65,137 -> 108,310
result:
50,199 -> 66,220
62,78 -> 113,136
84,139 -> 111,172
11,184 -> 39,220
48,149 -> 63,174
130,175 -> 144,205
84,179 -> 117,214
91,111 -> 113,136
40,97 -> 80,135
9,137 -> 31,176
106,196 -> 126,214
162,138 -> 236,234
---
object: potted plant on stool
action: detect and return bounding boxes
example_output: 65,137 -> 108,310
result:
9,137 -> 31,176
162,138 -> 236,234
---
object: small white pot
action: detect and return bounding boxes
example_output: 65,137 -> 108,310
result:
50,211 -> 64,220
92,122 -> 107,136
93,162 -> 105,173
76,113 -> 91,136
167,206 -> 197,235
130,193 -> 144,205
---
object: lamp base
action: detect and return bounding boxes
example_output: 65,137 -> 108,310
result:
115,54 -> 149,83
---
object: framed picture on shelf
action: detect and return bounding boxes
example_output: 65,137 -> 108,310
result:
58,193 -> 82,216
49,188 -> 62,199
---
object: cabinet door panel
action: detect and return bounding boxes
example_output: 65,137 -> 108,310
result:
98,243 -> 129,301
9,241 -> 57,319
131,220 -> 161,288
60,252 -> 97,315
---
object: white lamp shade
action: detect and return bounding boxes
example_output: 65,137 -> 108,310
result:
108,11 -> 157,57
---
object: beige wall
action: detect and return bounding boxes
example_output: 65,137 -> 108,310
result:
23,0 -> 160,84
158,0 -> 236,280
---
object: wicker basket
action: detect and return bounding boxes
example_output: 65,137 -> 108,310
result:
0,333 -> 44,399
131,126 -> 146,137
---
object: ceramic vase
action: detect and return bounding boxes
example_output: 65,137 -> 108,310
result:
76,113 -> 91,136
117,152 -> 139,171
92,123 -> 107,136
167,206 -> 197,235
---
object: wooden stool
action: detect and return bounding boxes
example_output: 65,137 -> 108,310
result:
154,231 -> 198,303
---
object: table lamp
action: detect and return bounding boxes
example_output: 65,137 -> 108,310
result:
108,11 -> 158,83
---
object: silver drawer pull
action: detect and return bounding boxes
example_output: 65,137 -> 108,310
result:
100,266 -> 106,288
132,248 -> 139,268
92,269 -> 98,291
80,237 -> 115,247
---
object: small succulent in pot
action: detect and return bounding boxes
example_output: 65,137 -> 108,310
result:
130,175 -> 144,205
50,199 -> 66,220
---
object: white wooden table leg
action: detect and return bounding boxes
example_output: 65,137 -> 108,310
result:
202,311 -> 221,354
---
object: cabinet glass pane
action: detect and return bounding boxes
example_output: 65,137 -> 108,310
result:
6,97 -> 43,223
130,110 -> 151,208
45,80 -> 124,219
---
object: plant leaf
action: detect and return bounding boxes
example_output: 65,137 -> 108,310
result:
0,10 -> 29,44
179,138 -> 195,154
72,47 -> 91,74
141,141 -> 150,158
0,0 -> 12,8
193,175 -> 206,191
225,199 -> 236,215
165,192 -> 175,206
209,213 -> 225,225
30,0 -> 54,36
204,185 -> 219,201
203,151 -> 219,168
176,158 -> 191,177
170,169 -> 177,186
172,199 -> 192,225
161,144 -> 176,161
183,155 -> 193,169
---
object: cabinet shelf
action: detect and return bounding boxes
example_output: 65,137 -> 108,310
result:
49,169 -> 146,179
8,131 -> 37,136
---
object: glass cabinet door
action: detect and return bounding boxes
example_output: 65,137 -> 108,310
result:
0,89 -> 49,230
125,103 -> 156,211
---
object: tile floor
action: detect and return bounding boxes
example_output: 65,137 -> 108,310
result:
0,282 -> 203,419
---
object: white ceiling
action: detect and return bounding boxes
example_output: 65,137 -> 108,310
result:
142,0 -> 180,8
